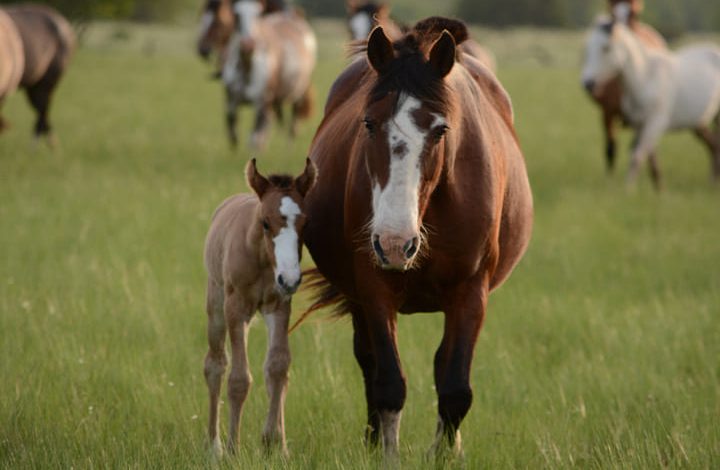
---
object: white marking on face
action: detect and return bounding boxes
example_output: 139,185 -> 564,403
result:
581,22 -> 617,88
349,12 -> 372,40
198,11 -> 214,39
273,196 -> 302,291
371,94 -> 445,239
234,0 -> 263,38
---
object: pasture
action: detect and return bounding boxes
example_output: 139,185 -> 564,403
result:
1,19 -> 719,469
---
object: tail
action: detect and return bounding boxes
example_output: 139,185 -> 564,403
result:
289,268 -> 349,333
293,85 -> 314,121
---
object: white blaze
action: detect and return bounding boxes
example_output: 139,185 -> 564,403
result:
349,13 -> 372,41
198,11 -> 214,40
273,196 -> 302,289
371,94 -> 444,239
234,0 -> 262,38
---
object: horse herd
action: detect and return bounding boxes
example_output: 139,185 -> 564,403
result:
1,0 -> 719,463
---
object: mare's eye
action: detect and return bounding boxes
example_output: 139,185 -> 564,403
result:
363,117 -> 376,135
262,220 -> 270,231
432,125 -> 449,141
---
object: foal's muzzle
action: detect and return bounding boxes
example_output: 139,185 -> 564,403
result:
277,273 -> 301,295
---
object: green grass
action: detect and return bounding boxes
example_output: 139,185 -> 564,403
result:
1,20 -> 719,469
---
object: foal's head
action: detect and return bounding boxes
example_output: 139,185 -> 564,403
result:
360,21 -> 461,271
246,159 -> 317,295
197,0 -> 234,59
581,9 -> 633,96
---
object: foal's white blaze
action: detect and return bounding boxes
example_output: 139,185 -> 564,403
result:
371,94 -> 444,245
273,196 -> 302,291
349,12 -> 372,41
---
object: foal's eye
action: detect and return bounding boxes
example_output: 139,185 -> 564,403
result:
262,220 -> 270,231
363,118 -> 376,135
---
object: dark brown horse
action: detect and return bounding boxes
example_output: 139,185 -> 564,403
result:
586,0 -> 666,171
0,4 -> 75,143
298,17 -> 533,459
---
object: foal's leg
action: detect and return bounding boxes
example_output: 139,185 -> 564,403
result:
25,65 -> 62,146
260,301 -> 291,455
628,120 -> 666,188
430,278 -> 488,459
647,151 -> 662,191
225,289 -> 254,453
204,280 -> 227,457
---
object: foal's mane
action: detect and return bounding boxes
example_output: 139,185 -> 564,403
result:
267,174 -> 294,190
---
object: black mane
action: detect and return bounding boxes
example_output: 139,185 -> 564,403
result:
268,174 -> 294,189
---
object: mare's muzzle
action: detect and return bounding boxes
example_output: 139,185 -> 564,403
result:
372,233 -> 420,271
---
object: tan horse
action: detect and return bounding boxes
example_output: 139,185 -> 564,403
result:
0,4 -> 75,142
585,0 -> 666,171
0,9 -> 24,132
203,158 -> 316,457
222,0 -> 316,148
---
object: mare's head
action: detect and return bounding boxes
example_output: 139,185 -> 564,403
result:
360,19 -> 464,271
246,158 -> 318,296
581,8 -> 632,97
347,1 -> 388,41
197,0 -> 234,59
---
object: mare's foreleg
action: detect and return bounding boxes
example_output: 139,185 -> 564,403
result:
204,280 -> 227,457
225,290 -> 254,453
430,277 -> 488,460
351,308 -> 381,447
250,103 -> 270,150
260,302 -> 291,456
628,120 -> 666,189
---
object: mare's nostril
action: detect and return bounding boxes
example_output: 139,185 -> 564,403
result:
373,235 -> 388,264
403,237 -> 419,258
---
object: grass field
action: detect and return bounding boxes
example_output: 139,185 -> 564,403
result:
1,19 -> 719,469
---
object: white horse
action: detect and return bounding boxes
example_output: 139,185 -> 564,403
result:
582,7 -> 720,188
222,0 -> 316,149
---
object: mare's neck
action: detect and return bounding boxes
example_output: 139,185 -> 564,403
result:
616,25 -> 652,98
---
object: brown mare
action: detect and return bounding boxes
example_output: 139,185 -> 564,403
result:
299,17 -> 533,459
203,158 -> 316,457
217,0 -> 316,148
586,0 -> 666,171
346,1 -> 497,73
0,4 -> 75,142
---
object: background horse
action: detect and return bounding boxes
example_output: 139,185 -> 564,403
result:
345,1 -> 497,73
582,7 -> 720,188
203,158 -> 316,457
222,0 -> 316,148
197,0 -> 286,77
586,0 -> 666,171
299,17 -> 532,459
0,4 -> 75,143
0,8 -> 24,132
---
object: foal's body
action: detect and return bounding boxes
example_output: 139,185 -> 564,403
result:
223,3 -> 316,148
203,160 -> 316,456
583,15 -> 720,186
0,4 -> 75,140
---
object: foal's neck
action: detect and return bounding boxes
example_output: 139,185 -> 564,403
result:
247,202 -> 270,267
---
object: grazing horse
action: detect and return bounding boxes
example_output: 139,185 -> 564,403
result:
298,17 -> 533,459
585,0 -> 666,172
203,158 -> 317,457
222,0 -> 316,148
582,7 -> 720,188
0,4 -> 75,142
345,1 -> 497,73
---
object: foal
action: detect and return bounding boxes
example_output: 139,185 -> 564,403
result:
203,158 -> 316,457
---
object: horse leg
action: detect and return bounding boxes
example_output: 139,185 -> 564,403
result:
225,289 -> 254,453
0,100 -> 9,133
603,108 -> 617,172
260,302 -> 291,456
628,121 -> 665,189
647,151 -> 662,191
25,66 -> 62,146
429,278 -> 487,460
204,279 -> 227,458
225,90 -> 239,148
351,308 -> 381,448
290,88 -> 313,139
694,126 -> 720,182
250,104 -> 270,150
360,306 -> 406,459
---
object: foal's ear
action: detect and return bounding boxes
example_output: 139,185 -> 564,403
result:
295,158 -> 318,197
429,29 -> 456,78
367,26 -> 394,74
246,158 -> 270,198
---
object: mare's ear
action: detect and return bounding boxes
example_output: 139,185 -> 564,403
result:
428,29 -> 456,78
246,158 -> 270,198
367,26 -> 394,74
295,158 -> 318,197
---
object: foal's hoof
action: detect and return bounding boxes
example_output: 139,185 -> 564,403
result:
208,438 -> 223,460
